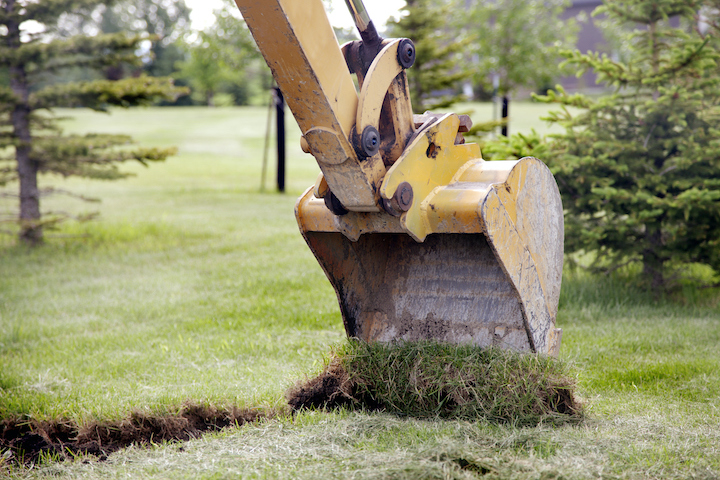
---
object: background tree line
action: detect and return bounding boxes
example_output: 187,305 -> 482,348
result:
26,0 -> 272,107
2,0 -> 578,109
2,0 -> 718,293
0,0 -> 575,245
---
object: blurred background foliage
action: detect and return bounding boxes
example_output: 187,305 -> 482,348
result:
1,0 -> 719,291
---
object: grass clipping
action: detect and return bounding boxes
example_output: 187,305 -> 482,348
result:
287,341 -> 583,425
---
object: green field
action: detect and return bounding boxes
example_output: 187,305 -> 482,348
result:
1,104 -> 719,479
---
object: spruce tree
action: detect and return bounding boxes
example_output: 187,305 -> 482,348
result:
537,0 -> 720,290
0,0 -> 185,245
387,0 -> 469,112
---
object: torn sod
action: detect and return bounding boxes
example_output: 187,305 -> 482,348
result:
287,341 -> 583,425
0,402 -> 271,466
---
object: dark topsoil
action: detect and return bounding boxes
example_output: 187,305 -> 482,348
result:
1,403 -> 266,466
1,363 -> 354,467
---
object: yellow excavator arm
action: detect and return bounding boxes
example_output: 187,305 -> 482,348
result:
234,0 -> 564,356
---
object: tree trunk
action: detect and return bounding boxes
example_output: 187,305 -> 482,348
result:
642,225 -> 664,292
6,2 -> 42,245
642,18 -> 663,289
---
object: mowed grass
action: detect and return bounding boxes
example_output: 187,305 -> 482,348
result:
1,103 -> 719,479
1,106 -> 336,421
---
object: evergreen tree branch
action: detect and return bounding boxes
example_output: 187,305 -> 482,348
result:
0,85 -> 18,104
29,132 -> 177,179
596,2 -> 700,25
21,0 -> 108,26
31,77 -> 187,111
1,33 -> 144,74
0,166 -> 17,185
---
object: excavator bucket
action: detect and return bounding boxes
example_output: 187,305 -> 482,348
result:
235,0 -> 564,355
296,153 -> 564,355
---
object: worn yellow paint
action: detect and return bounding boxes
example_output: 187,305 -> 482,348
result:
313,173 -> 329,198
296,187 -> 405,241
356,39 -> 404,133
421,186 -> 488,234
480,157 -> 564,355
454,159 -> 516,184
380,113 -> 482,241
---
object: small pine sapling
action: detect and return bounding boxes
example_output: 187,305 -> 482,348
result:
535,0 -> 720,290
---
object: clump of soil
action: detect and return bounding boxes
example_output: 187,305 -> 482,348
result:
0,402 -> 268,466
287,356 -> 363,410
286,341 -> 584,425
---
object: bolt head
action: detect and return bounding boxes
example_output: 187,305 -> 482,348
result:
397,39 -> 416,69
360,126 -> 380,157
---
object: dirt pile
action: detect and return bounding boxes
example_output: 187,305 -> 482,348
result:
286,356 -> 372,410
0,403 -> 267,466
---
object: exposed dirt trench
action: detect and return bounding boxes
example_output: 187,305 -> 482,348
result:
0,403 -> 268,466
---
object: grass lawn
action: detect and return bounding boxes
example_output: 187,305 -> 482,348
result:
1,103 -> 719,479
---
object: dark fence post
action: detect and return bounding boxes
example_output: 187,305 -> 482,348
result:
274,86 -> 286,193
501,95 -> 509,137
